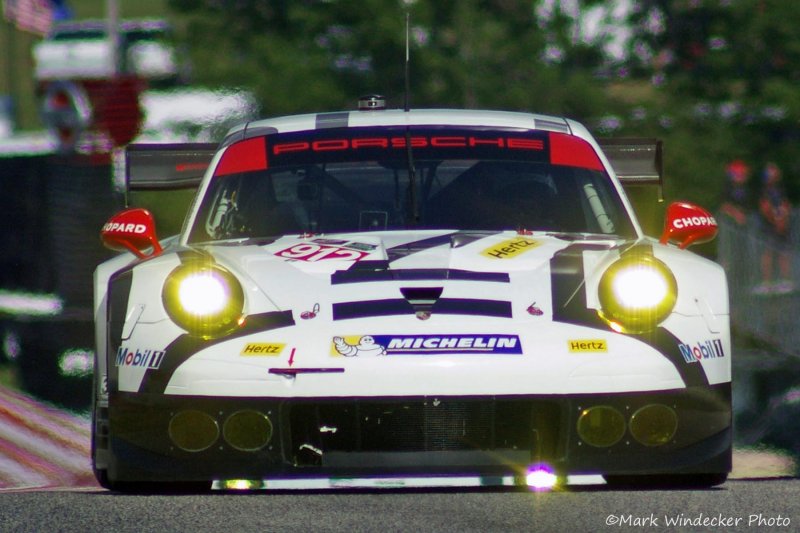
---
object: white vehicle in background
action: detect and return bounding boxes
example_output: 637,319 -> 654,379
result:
33,19 -> 179,83
1,18 -> 256,409
92,96 -> 730,491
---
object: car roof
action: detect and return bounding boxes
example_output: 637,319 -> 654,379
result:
220,108 -> 589,148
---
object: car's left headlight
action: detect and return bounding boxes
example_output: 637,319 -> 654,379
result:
597,253 -> 677,334
162,261 -> 244,338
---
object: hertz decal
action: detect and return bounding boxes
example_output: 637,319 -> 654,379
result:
241,343 -> 286,356
481,237 -> 541,259
567,339 -> 608,353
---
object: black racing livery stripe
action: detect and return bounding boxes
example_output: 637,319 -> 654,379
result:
332,298 -> 512,320
138,310 -> 295,394
332,268 -> 510,285
385,232 -> 458,262
106,269 -> 134,395
450,232 -> 503,249
333,299 -> 410,319
176,249 -> 210,263
534,118 -> 570,133
549,243 -> 609,328
220,124 -> 279,149
549,243 -> 709,387
316,112 -> 349,130
110,249 -> 295,394
106,252 -> 202,395
383,231 -> 504,263
434,298 -> 512,317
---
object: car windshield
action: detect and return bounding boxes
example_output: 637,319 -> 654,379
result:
187,126 -> 636,243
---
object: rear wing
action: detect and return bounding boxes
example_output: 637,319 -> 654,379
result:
598,138 -> 663,198
125,143 -> 217,192
123,139 -> 662,190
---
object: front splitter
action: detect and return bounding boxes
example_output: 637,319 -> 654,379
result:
212,473 -> 607,491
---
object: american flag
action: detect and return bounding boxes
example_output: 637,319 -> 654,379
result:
3,0 -> 54,35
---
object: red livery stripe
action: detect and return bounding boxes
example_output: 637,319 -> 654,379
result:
549,132 -> 604,171
213,137 -> 268,177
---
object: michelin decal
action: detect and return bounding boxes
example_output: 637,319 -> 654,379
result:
332,334 -> 522,357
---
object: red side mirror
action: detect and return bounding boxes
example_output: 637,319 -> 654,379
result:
659,201 -> 718,249
101,208 -> 163,259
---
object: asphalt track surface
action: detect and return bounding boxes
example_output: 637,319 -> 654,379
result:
0,478 -> 798,533
1,387 -> 798,532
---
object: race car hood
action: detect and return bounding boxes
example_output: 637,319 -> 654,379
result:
110,229 -> 729,396
192,228 -> 727,329
203,230 -> 612,322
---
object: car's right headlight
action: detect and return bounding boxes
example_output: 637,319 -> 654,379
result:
597,253 -> 677,334
162,261 -> 244,338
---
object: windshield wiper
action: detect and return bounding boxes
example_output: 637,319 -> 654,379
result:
546,232 -> 623,242
405,129 -> 419,226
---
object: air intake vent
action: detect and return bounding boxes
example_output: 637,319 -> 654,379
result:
400,287 -> 443,310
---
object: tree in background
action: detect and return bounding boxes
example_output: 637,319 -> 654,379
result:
165,0 -> 800,211
166,0 -> 615,120
623,0 -> 800,207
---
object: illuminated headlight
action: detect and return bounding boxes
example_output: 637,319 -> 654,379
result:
162,262 -> 244,338
597,254 -> 677,334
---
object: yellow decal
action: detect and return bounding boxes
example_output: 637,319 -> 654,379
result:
481,237 -> 541,259
330,335 -> 387,357
241,343 -> 286,356
568,339 -> 608,353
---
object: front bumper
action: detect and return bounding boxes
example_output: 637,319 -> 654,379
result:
97,384 -> 731,484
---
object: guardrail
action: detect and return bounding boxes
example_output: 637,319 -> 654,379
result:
717,211 -> 800,356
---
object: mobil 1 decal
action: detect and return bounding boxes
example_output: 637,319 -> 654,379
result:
265,126 -> 551,166
679,338 -> 725,363
115,347 -> 165,369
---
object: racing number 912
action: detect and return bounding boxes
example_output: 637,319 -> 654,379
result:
275,243 -> 368,262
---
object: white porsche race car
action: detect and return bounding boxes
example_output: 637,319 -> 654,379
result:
92,98 -> 730,491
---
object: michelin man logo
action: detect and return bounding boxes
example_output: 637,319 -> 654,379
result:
333,336 -> 387,357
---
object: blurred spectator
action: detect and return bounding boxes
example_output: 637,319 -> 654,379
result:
717,160 -> 752,284
755,162 -> 793,294
720,159 -> 752,225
